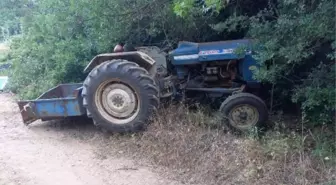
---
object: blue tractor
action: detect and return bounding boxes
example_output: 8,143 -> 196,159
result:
18,39 -> 268,133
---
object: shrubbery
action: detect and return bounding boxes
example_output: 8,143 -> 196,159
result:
1,1 -> 335,183
5,0 -> 213,99
246,0 -> 336,125
174,0 -> 335,125
3,0 -> 336,125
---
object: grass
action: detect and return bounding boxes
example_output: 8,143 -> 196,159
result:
97,104 -> 335,185
3,33 -> 333,182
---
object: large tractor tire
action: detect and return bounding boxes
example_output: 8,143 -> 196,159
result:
220,93 -> 268,132
82,59 -> 159,132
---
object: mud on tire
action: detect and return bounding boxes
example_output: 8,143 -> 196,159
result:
82,59 -> 159,133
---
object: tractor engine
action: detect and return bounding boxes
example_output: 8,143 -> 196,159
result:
183,60 -> 239,89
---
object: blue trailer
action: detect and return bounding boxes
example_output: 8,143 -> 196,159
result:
18,84 -> 86,124
0,76 -> 8,91
17,39 -> 268,133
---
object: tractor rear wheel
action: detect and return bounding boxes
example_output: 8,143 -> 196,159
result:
220,93 -> 268,132
82,59 -> 159,132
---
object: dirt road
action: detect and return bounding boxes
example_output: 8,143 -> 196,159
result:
0,93 -> 181,185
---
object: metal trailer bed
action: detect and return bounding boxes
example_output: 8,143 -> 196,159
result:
17,83 -> 86,125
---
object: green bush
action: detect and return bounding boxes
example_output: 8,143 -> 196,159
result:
191,0 -> 336,125
247,0 -> 335,125
7,0 -> 217,99
4,0 -> 336,125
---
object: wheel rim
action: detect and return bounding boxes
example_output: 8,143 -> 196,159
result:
95,80 -> 140,125
228,104 -> 259,129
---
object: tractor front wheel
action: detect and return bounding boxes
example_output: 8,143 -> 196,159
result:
82,60 -> 159,132
220,93 -> 268,133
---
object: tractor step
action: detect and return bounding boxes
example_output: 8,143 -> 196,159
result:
17,83 -> 86,125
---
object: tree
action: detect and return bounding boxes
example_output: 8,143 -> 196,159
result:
172,0 -> 335,124
247,0 -> 335,124
5,0 -> 335,125
7,0 -> 218,99
0,0 -> 34,40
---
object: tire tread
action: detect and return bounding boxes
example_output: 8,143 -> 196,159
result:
82,59 -> 159,133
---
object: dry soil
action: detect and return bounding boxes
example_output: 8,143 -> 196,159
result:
0,93 -> 183,185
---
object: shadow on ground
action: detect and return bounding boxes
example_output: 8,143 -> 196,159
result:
26,116 -> 107,141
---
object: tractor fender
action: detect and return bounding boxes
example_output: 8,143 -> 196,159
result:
84,51 -> 157,75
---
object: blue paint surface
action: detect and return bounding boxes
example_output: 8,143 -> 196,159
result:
34,98 -> 84,117
239,54 -> 258,82
170,39 -> 252,65
32,84 -> 85,117
169,39 -> 259,82
175,66 -> 188,79
18,83 -> 86,123
0,76 -> 8,90
173,42 -> 199,55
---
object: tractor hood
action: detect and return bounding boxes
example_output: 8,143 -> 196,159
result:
169,39 -> 253,65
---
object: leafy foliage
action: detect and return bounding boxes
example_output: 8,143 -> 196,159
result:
292,63 -> 335,124
0,0 -> 32,41
3,0 -> 336,125
176,0 -> 336,124
173,0 -> 227,17
247,0 -> 335,124
6,0 -> 217,99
